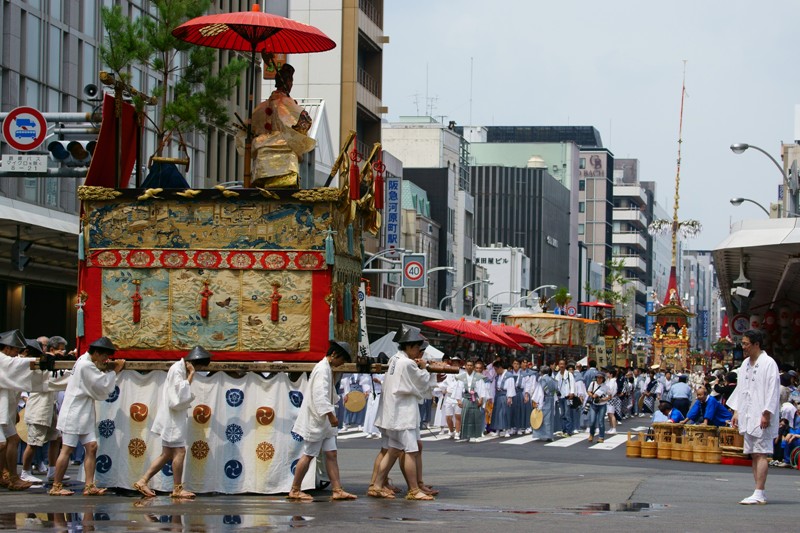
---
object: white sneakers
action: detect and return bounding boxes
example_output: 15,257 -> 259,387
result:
19,471 -> 43,484
607,428 -> 617,435
453,432 -> 461,440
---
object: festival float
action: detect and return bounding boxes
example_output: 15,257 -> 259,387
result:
39,5 -> 432,496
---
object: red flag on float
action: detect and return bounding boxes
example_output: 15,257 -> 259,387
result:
84,93 -> 138,188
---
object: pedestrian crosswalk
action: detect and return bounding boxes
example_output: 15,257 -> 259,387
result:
337,425 -> 650,450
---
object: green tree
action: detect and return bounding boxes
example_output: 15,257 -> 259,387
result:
552,286 -> 572,311
585,259 -> 632,309
99,1 -> 248,158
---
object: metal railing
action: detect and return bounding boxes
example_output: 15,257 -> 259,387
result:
358,67 -> 379,97
359,0 -> 383,27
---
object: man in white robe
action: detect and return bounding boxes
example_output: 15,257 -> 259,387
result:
50,337 -> 125,496
728,329 -> 780,505
0,330 -> 46,491
20,336 -> 71,484
134,346 -> 208,499
287,341 -> 357,502
371,325 -> 433,501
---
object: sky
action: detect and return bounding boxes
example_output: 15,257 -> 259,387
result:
382,0 -> 800,250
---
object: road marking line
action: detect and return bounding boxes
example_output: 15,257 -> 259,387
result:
474,434 -> 499,443
544,434 -> 587,447
501,435 -> 535,445
589,434 -> 628,450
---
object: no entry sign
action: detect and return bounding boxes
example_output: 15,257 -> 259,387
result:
2,106 -> 48,151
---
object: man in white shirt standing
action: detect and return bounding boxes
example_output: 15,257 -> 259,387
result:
554,359 -> 576,436
287,341 -> 357,502
50,337 -> 125,496
728,329 -> 780,505
134,346 -> 210,499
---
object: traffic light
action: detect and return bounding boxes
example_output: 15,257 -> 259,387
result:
11,239 -> 31,271
47,140 -> 97,166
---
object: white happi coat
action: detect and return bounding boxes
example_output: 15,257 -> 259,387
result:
292,357 -> 338,443
0,354 -> 45,426
375,350 -> 430,431
728,351 -> 780,440
57,353 -> 118,435
150,359 -> 195,443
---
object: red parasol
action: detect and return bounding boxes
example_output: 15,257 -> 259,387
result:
423,318 -> 509,347
172,4 -> 336,186
579,300 -> 614,308
475,321 -> 525,351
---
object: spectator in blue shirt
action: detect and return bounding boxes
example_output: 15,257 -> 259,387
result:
683,386 -> 732,427
668,375 -> 693,416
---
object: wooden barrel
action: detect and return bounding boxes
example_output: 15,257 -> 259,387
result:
626,431 -> 642,458
640,439 -> 657,458
705,436 -> 721,464
680,441 -> 693,462
685,425 -> 717,447
671,436 -> 684,461
693,446 -> 707,463
718,426 -> 744,454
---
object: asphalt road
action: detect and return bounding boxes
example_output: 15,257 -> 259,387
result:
1,423 -> 798,531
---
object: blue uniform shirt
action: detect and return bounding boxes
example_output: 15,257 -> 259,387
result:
686,396 -> 732,426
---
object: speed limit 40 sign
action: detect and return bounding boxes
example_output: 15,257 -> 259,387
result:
401,254 -> 426,288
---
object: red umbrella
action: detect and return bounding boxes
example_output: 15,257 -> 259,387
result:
475,321 -> 525,351
579,300 -> 614,308
172,4 -> 336,185
498,323 -> 545,348
422,318 -> 508,347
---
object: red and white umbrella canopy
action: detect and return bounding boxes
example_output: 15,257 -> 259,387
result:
171,4 -> 336,54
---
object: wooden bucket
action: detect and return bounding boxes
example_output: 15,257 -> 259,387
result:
680,440 -> 693,462
685,425 -> 717,447
626,431 -> 642,458
718,426 -> 744,454
640,439 -> 657,459
705,436 -> 722,464
653,422 -> 682,443
671,436 -> 684,461
693,445 -> 707,463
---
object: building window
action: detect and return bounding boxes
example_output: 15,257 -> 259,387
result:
578,224 -> 585,235
21,178 -> 38,203
579,179 -> 585,191
25,15 -> 42,78
579,157 -> 586,170
48,26 -> 61,86
579,202 -> 585,213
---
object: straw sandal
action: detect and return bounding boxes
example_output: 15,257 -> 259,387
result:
405,488 -> 434,501
418,482 -> 439,496
366,485 -> 395,499
386,478 -> 402,494
331,487 -> 357,500
286,485 -> 314,501
83,482 -> 107,496
170,483 -> 195,499
133,481 -> 156,498
48,482 -> 74,496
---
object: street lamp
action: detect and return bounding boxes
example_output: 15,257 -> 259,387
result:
439,279 -> 493,311
394,266 -> 456,301
730,142 -> 795,216
469,290 -> 522,317
502,284 -> 557,313
363,247 -> 408,269
730,197 -> 770,216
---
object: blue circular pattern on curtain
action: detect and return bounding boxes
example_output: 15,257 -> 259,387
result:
98,419 -> 115,438
224,459 -> 243,479
289,390 -> 303,408
290,431 -> 304,442
96,455 -> 113,474
290,458 -> 299,475
104,386 -> 120,403
161,463 -> 173,477
226,423 -> 244,444
223,516 -> 242,525
226,388 -> 244,407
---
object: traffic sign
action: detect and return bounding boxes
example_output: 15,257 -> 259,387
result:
401,254 -> 426,289
0,154 -> 47,173
2,106 -> 48,151
566,305 -> 577,317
